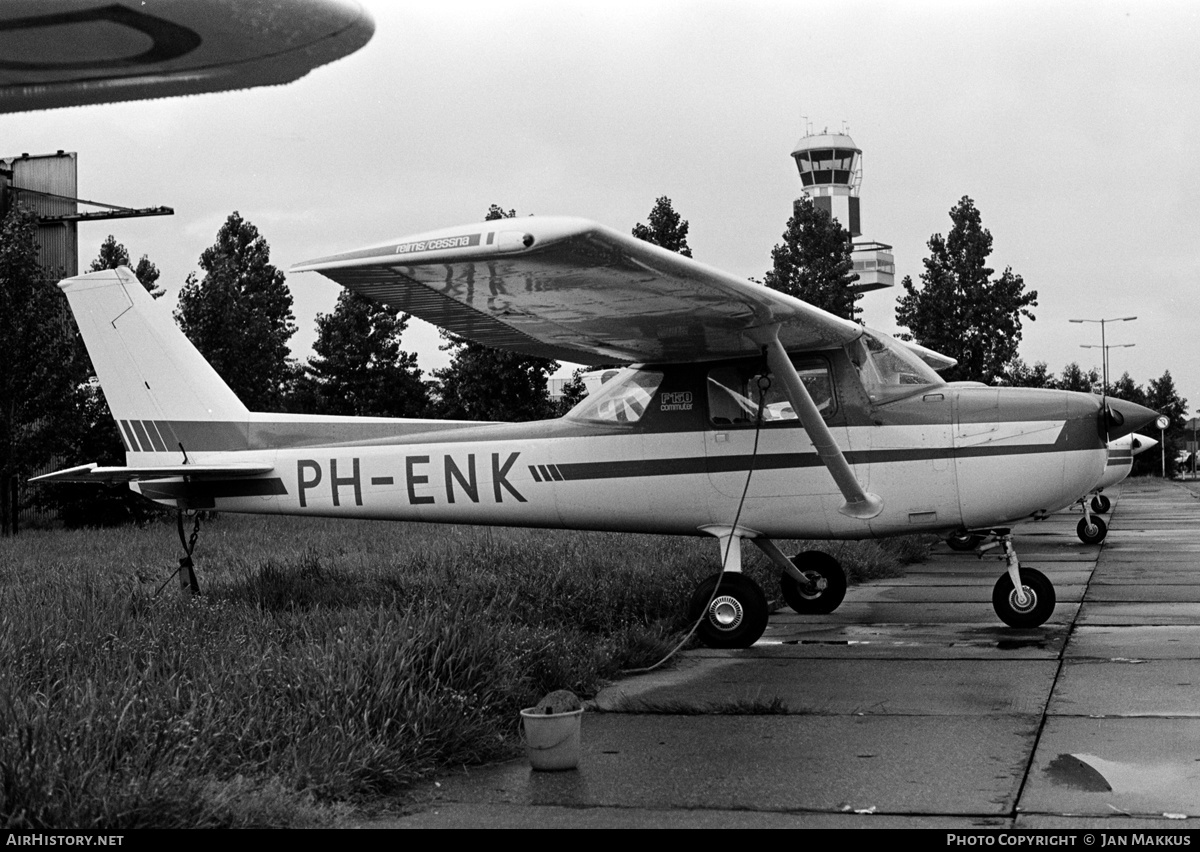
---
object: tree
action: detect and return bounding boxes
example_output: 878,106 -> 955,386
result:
486,204 -> 515,221
432,205 -> 558,422
174,212 -> 298,411
0,207 -> 82,534
1057,362 -> 1100,394
1000,357 -> 1056,389
1145,370 -> 1188,478
434,336 -> 557,421
90,234 -> 163,298
632,196 -> 692,257
762,196 -> 861,320
552,367 -> 590,417
292,290 -> 428,417
895,196 -> 1037,384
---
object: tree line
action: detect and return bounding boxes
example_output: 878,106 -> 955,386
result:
0,191 -> 1191,532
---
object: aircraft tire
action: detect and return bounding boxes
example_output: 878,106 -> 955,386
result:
689,572 -> 769,649
1090,495 -> 1111,514
992,567 -> 1056,628
780,551 -> 847,614
1077,516 -> 1108,545
946,532 -> 982,552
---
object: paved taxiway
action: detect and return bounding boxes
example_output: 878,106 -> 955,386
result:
384,478 -> 1200,828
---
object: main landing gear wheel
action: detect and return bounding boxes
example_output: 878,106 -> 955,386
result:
1077,515 -> 1108,544
689,572 -> 769,649
992,567 -> 1056,628
780,551 -> 847,614
947,532 -> 982,552
1090,495 -> 1111,514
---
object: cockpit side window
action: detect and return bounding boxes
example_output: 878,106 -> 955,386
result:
707,358 -> 835,426
846,329 -> 944,404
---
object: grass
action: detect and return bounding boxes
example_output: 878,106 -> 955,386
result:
0,513 -> 929,828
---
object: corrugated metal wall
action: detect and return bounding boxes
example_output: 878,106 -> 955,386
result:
3,151 -> 78,279
12,152 -> 78,279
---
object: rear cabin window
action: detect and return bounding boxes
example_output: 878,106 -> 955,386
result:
567,367 -> 664,425
707,359 -> 835,426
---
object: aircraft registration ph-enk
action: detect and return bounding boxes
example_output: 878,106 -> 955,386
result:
34,216 -> 1160,647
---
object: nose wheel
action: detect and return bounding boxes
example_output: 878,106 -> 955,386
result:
1077,515 -> 1108,544
992,567 -> 1055,628
972,530 -> 1056,628
1075,495 -> 1109,544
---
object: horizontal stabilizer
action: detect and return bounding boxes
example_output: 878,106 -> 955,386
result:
31,462 -> 275,484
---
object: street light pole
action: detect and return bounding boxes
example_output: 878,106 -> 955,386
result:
1069,316 -> 1137,393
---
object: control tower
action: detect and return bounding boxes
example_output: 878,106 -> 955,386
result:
790,131 -> 894,292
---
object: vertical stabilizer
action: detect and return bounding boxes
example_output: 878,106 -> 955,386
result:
61,267 -> 249,456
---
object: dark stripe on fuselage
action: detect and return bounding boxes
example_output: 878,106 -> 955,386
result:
553,441 -> 1092,483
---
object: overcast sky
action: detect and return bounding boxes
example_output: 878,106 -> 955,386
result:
4,0 -> 1197,414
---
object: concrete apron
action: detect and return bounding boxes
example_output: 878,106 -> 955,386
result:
384,478 -> 1200,829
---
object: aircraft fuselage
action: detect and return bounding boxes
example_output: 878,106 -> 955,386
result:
125,348 -> 1111,541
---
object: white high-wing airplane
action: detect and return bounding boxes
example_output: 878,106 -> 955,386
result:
1075,431 -> 1158,543
34,217 -> 1159,645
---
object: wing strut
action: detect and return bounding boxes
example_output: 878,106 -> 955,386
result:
751,325 -> 883,520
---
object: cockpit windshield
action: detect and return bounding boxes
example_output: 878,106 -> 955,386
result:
566,367 -> 664,425
847,329 -> 944,403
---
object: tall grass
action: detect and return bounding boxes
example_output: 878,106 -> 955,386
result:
0,515 -> 927,827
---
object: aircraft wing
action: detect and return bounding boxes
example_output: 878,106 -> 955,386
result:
0,0 -> 373,114
292,216 -> 865,365
31,462 -> 274,484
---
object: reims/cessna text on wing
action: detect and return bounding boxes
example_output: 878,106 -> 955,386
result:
36,216 -> 1159,646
